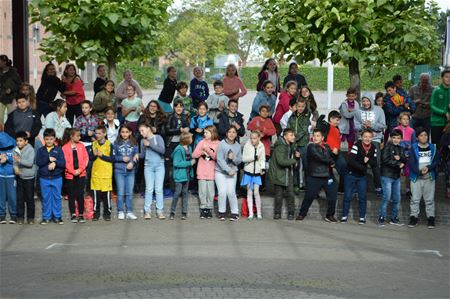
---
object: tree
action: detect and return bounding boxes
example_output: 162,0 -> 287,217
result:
254,0 -> 440,97
29,0 -> 171,80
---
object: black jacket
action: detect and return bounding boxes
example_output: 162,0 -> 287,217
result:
347,141 -> 378,177
36,74 -> 65,105
158,77 -> 177,104
165,112 -> 190,145
93,77 -> 107,97
381,142 -> 407,179
4,109 -> 42,146
306,142 -> 334,178
218,111 -> 245,141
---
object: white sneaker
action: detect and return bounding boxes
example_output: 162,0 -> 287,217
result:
126,212 -> 137,220
248,215 -> 254,220
118,212 -> 125,220
257,215 -> 263,220
144,213 -> 152,220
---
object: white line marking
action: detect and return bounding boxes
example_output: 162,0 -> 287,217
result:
45,243 -> 79,250
409,250 -> 443,257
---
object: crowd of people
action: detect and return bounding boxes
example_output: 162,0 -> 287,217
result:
0,54 -> 449,229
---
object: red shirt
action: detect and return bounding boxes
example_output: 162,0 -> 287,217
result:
326,124 -> 341,151
247,116 -> 276,156
272,91 -> 293,124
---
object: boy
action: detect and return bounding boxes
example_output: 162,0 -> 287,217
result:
384,81 -> 415,134
190,67 -> 209,109
4,93 -> 41,146
36,128 -> 66,225
158,66 -> 177,113
91,125 -> 114,221
13,131 -> 36,224
430,70 -> 450,144
408,127 -> 439,228
206,80 -> 229,125
378,129 -> 407,226
324,110 -> 346,194
341,128 -> 378,224
0,132 -> 17,224
268,128 -> 300,220
297,129 -> 337,223
338,88 -> 359,151
247,104 -> 276,158
174,81 -> 195,117
218,100 -> 245,141
280,97 -> 296,130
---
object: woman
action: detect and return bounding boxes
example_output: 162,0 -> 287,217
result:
0,55 -> 22,126
62,64 -> 85,126
36,63 -> 66,117
256,58 -> 280,96
19,83 -> 37,111
223,64 -> 247,102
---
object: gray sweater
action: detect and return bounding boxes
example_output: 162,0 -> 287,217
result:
139,135 -> 165,165
13,143 -> 36,179
215,139 -> 242,175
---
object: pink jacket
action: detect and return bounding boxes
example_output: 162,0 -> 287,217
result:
62,142 -> 89,179
223,76 -> 247,101
192,139 -> 220,180
273,91 -> 293,124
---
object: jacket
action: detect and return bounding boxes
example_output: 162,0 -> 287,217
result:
380,141 -> 407,179
62,142 -> 89,179
104,118 -> 120,144
394,124 -> 415,156
247,116 -> 276,156
171,144 -> 194,182
283,73 -> 307,89
113,140 -> 139,173
189,78 -> 209,108
268,137 -> 297,186
354,93 -> 386,143
36,74 -> 65,105
256,70 -> 280,95
190,114 -> 213,147
338,100 -> 360,135
192,138 -> 219,180
385,89 -> 416,129
409,142 -> 439,182
93,90 -> 115,116
140,135 -> 165,165
347,140 -> 378,177
242,140 -> 265,175
218,111 -> 245,141
0,132 -> 15,177
207,93 -> 229,124
93,77 -> 107,96
74,114 -> 100,143
306,142 -> 334,178
165,112 -> 190,145
250,91 -> 276,120
40,111 -> 72,140
287,110 -> 311,148
4,108 -> 42,146
409,83 -> 434,119
273,91 -> 293,124
158,77 -> 177,103
430,84 -> 450,127
0,67 -> 21,104
137,114 -> 166,138
36,145 -> 66,179
13,143 -> 36,179
215,139 -> 242,175
174,95 -> 196,117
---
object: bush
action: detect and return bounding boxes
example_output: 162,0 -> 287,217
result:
116,63 -> 161,89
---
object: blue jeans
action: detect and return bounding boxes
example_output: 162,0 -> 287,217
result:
144,162 -> 165,214
379,176 -> 401,219
115,170 -> 135,213
0,177 -> 16,218
342,174 -> 367,218
40,177 -> 63,220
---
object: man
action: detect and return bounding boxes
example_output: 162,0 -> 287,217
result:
409,73 -> 434,131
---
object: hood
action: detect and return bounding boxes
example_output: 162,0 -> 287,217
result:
0,132 -> 16,149
360,92 -> 374,111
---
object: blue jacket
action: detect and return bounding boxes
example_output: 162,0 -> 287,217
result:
140,135 -> 165,165
190,114 -> 213,147
409,142 -> 439,182
171,144 -> 193,183
113,141 -> 138,173
384,88 -> 416,129
36,145 -> 66,179
0,132 -> 15,178
189,78 -> 209,108
250,91 -> 276,120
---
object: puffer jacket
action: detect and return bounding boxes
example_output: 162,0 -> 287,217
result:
306,142 -> 334,178
268,137 -> 297,186
242,140 -> 265,176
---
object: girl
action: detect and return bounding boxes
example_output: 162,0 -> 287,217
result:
41,99 -> 71,142
189,67 -> 209,109
170,132 -> 195,220
93,80 -> 115,120
283,62 -> 307,89
62,64 -> 85,126
158,66 -> 177,113
62,128 -> 89,223
250,80 -> 277,120
223,64 -> 247,101
93,64 -> 108,96
190,102 -> 213,148
103,107 -> 120,144
19,83 -> 37,111
273,80 -> 297,133
192,125 -> 220,219
339,88 -> 360,151
139,122 -> 166,220
36,63 -> 66,117
113,125 -> 139,220
138,100 -> 166,136
121,85 -> 144,134
215,126 -> 242,221
256,58 -> 280,96
241,131 -> 265,220
74,100 -> 100,146
394,112 -> 415,197
299,86 -> 319,122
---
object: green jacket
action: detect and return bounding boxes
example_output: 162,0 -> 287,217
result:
268,138 -> 297,186
430,84 -> 450,127
287,110 -> 311,148
0,67 -> 22,105
171,144 -> 194,183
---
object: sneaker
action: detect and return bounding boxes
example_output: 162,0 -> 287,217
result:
71,214 -> 78,223
427,217 -> 435,229
273,214 -> 281,220
389,217 -> 404,226
218,213 -> 226,221
378,217 -> 385,227
0,217 -> 6,224
92,216 -> 99,221
181,213 -> 187,220
408,216 -> 418,227
144,213 -> 152,220
126,212 -> 137,220
296,215 -> 305,221
230,214 -> 239,221
287,214 -> 295,221
78,216 -> 86,223
169,213 -> 175,220
325,215 -> 338,223
104,215 -> 111,221
375,188 -> 383,197
358,218 -> 366,225
247,215 -> 254,220
200,209 -> 206,219
27,219 -> 34,225
257,215 -> 263,220
207,209 -> 213,219
157,213 -> 166,220
40,219 -> 50,225
56,218 -> 64,225
17,218 -> 24,225
9,217 -> 17,224
340,217 -> 348,223
117,212 -> 125,220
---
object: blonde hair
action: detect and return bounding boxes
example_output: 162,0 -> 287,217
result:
398,111 -> 411,122
204,125 -> 219,141
180,132 -> 193,145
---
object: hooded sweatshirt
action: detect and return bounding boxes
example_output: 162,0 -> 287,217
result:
207,93 -> 229,124
354,92 -> 386,143
0,132 -> 16,178
192,138 -> 220,180
13,143 -> 36,179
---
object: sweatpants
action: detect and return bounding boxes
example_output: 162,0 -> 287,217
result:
171,181 -> 189,214
67,177 -> 86,215
93,190 -> 111,218
215,171 -> 238,215
299,176 -> 337,217
410,178 -> 435,218
274,184 -> 295,216
16,177 -> 35,220
246,184 -> 261,217
40,177 -> 63,220
198,179 -> 215,209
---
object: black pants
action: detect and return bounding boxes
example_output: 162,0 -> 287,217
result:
274,184 -> 295,215
16,178 -> 35,220
431,126 -> 444,145
66,103 -> 82,126
93,190 -> 111,217
67,177 -> 86,215
299,176 -> 337,217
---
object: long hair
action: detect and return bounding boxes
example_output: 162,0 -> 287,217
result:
258,58 -> 278,77
61,128 -> 75,146
300,85 -> 317,113
63,63 -> 81,82
143,100 -> 167,124
41,63 -> 55,81
115,125 -> 137,146
19,83 -> 37,110
287,62 -> 298,75
226,64 -> 239,77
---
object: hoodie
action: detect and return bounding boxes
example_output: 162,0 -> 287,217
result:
192,138 -> 219,180
268,137 -> 297,186
384,88 -> 415,129
190,78 -> 209,108
0,132 -> 16,178
13,143 -> 36,179
354,92 -> 386,143
250,91 -> 276,120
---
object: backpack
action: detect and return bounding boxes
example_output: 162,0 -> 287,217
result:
316,114 -> 330,142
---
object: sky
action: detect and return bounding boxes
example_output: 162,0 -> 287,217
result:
435,0 -> 449,11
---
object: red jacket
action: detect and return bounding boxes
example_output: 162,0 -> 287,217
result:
247,116 -> 276,156
62,142 -> 89,179
273,91 -> 293,124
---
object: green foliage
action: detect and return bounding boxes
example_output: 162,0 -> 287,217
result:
116,63 -> 161,89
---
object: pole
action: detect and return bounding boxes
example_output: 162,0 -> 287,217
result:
12,0 -> 29,82
327,53 -> 334,110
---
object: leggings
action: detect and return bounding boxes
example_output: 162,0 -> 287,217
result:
246,184 -> 261,217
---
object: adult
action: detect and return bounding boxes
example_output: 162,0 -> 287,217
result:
93,64 -> 108,97
36,63 -> 66,117
283,62 -> 307,89
256,58 -> 280,96
0,55 -> 22,126
273,80 -> 297,134
430,70 -> 450,144
116,70 -> 143,124
384,81 -> 415,134
223,64 -> 247,102
62,64 -> 86,126
409,73 -> 434,131
158,66 -> 177,113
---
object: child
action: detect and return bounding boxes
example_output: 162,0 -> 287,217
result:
250,80 -> 276,120
273,80 -> 297,134
241,131 -> 265,220
174,81 -> 195,117
299,86 -> 319,122
440,123 -> 450,198
74,100 -> 100,146
296,129 -> 337,222
91,125 -> 114,221
247,104 -> 276,158
256,58 -> 280,96
170,132 -> 195,220
121,85 -> 144,134
0,132 -> 17,224
40,98 -> 71,141
139,122 -> 166,220
113,125 -> 139,220
223,63 -> 247,101
341,128 -> 378,224
338,88 -> 359,151
19,82 -> 37,111
268,128 -> 300,220
192,125 -> 219,219
324,111 -> 346,194
103,107 -> 120,144
215,126 -> 242,221
374,91 -> 388,146
206,80 -> 229,125
408,127 -> 439,229
158,66 -> 177,113
394,112 -> 415,197
190,102 -> 213,148
384,81 -> 415,134
378,129 -> 407,226
36,128 -> 66,224
93,80 -> 116,120
13,132 -> 36,224
62,128 -> 89,223
218,100 -> 245,141
190,67 -> 209,109
279,97 -> 297,130
283,62 -> 307,89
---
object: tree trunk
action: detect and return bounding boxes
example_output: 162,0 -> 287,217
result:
107,56 -> 117,83
348,58 -> 361,101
